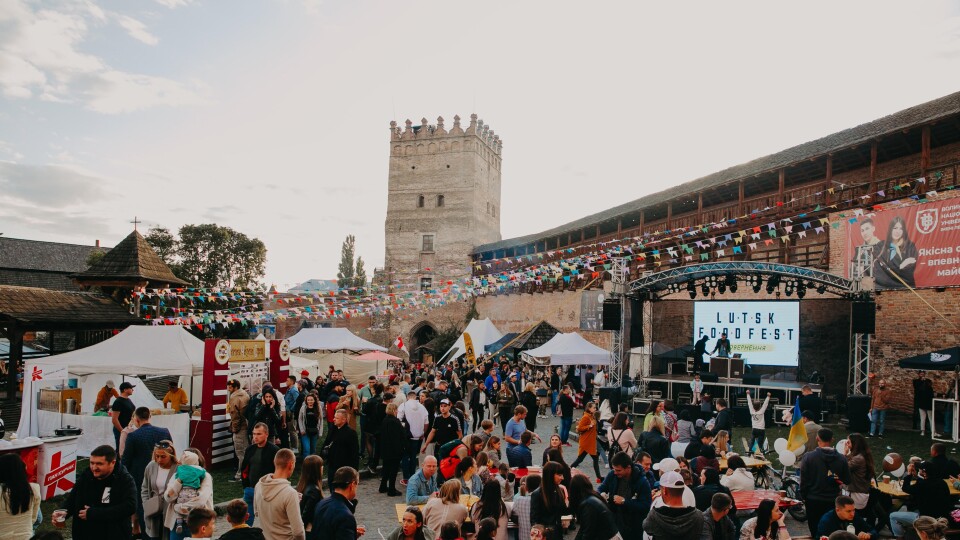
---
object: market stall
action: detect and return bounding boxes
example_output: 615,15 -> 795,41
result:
898,347 -> 960,443
439,318 -> 503,364
16,326 -> 204,457
520,332 -> 612,366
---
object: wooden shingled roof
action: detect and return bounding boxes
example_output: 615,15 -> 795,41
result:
70,230 -> 189,288
0,285 -> 143,329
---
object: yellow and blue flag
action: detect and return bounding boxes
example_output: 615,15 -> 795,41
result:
786,397 -> 807,451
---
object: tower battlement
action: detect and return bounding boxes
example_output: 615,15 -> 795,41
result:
389,114 -> 502,155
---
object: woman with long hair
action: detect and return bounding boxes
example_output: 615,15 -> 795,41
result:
721,455 -> 755,492
739,499 -> 789,540
0,453 -> 41,540
387,506 -> 435,540
337,384 -> 360,431
141,440 -> 178,540
877,215 -> 918,288
530,461 -> 568,540
713,430 -> 730,459
471,480 -> 509,540
475,516 -> 499,540
843,433 -> 874,512
297,393 -> 323,457
608,412 -> 638,456
914,516 -> 950,540
255,391 -> 282,443
676,409 -> 697,443
570,402 -> 603,479
465,434 -> 486,458
483,436 -> 503,469
521,383 -> 539,434
567,474 -> 618,540
640,415 -> 671,463
496,383 -> 518,433
455,456 -> 483,497
542,434 -> 563,466
642,400 -> 664,432
423,479 -> 467,535
296,455 -> 324,532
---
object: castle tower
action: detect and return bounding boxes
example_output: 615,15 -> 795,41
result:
382,114 -> 502,292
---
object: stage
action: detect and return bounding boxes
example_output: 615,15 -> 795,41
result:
640,373 -> 821,415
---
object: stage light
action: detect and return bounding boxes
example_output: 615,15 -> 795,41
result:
689,289 -> 697,299
702,284 -> 710,296
785,287 -> 793,297
753,284 -> 761,293
730,282 -> 738,293
718,283 -> 726,294
817,284 -> 826,294
797,287 -> 806,299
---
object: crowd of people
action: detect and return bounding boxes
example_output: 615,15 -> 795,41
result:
4,359 -> 960,540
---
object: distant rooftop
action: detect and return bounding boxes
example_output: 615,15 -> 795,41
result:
287,279 -> 339,294
71,230 -> 188,287
0,237 -> 109,273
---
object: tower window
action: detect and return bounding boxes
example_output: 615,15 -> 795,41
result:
417,195 -> 424,208
420,277 -> 432,291
421,234 -> 435,252
437,195 -> 445,207
492,205 -> 497,217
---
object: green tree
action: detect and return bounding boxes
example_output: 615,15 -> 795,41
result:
337,235 -> 357,289
147,224 -> 267,289
85,249 -> 106,267
354,256 -> 367,289
145,226 -> 178,266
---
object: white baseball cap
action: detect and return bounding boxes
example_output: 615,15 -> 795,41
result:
659,471 -> 685,488
654,457 -> 680,472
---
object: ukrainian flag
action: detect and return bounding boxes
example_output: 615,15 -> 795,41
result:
785,397 -> 807,452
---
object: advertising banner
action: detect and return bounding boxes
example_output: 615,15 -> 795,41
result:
845,199 -> 960,289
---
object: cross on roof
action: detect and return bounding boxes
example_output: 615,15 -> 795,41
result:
130,216 -> 141,231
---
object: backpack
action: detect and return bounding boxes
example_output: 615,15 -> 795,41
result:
438,440 -> 466,480
608,428 -> 627,464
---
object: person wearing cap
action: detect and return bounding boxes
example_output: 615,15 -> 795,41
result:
299,370 -> 315,393
421,398 -> 463,461
163,381 -> 189,413
651,458 -> 696,509
643,470 -> 703,540
95,380 -> 119,412
599,451 -> 651,540
110,381 -> 136,449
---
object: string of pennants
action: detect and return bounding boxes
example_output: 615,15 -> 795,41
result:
135,171 -> 954,329
469,172 -> 952,292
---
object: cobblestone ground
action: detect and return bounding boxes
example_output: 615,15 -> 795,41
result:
211,413 -> 811,539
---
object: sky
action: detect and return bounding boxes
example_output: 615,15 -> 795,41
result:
3,0 -> 960,290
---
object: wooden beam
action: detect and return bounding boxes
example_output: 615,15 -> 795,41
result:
778,169 -> 785,210
617,217 -> 622,236
869,141 -> 878,195
639,211 -> 645,235
666,201 -> 673,229
7,327 -> 22,403
697,192 -> 704,223
738,180 -> 745,215
824,155 -> 833,204
921,125 -> 931,175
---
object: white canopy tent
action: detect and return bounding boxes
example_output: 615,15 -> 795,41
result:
296,351 -> 393,384
520,332 -> 612,366
288,328 -> 386,353
441,318 -> 503,363
17,326 -> 203,455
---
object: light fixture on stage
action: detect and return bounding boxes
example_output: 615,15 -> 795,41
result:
797,282 -> 806,299
687,281 -> 697,299
718,282 -> 726,294
817,284 -> 826,294
725,275 -> 737,293
701,283 -> 710,297
784,280 -> 795,297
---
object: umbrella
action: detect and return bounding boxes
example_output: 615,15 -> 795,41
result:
898,347 -> 960,371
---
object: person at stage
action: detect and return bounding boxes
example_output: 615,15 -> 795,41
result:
710,333 -> 731,358
867,375 -> 891,438
690,374 -> 704,405
693,336 -> 709,374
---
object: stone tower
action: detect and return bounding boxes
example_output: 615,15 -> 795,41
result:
382,114 -> 502,292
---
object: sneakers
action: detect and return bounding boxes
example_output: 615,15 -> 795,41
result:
562,442 -> 572,447
596,477 -> 602,484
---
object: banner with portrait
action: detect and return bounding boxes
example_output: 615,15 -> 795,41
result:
844,199 -> 960,289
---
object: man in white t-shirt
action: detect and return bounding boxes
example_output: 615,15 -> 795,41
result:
397,391 -> 429,486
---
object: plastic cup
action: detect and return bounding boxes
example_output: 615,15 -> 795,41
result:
357,524 -> 367,536
883,475 -> 891,483
53,510 -> 67,528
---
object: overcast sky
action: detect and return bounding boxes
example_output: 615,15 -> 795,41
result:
3,0 -> 960,290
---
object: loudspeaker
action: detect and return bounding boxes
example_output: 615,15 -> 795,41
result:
598,386 -> 625,409
742,373 -> 762,386
700,372 -> 719,383
846,395 -> 872,432
851,302 -> 876,334
732,406 -> 751,427
602,300 -> 622,331
629,298 -> 644,347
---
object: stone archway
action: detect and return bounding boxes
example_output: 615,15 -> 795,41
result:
409,321 -> 437,363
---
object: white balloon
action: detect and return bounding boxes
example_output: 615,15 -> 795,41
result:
835,439 -> 848,456
793,444 -> 806,458
892,463 -> 906,478
774,438 -> 788,453
779,450 -> 797,466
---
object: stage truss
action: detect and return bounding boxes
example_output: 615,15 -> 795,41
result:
608,258 -> 628,388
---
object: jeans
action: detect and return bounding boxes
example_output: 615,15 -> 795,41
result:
401,438 -> 421,480
870,408 -> 887,436
889,511 -> 919,537
551,391 -> 559,415
113,427 -> 121,449
559,417 -> 573,444
919,408 -> 935,434
243,486 -> 256,526
472,407 -> 484,431
750,429 -> 766,452
570,451 -> 602,478
301,434 -> 318,457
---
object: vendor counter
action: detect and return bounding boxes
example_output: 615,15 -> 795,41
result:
36,410 -> 190,457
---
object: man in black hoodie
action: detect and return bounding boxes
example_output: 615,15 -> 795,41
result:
799,427 -> 851,538
643,471 -> 704,540
57,444 -> 137,540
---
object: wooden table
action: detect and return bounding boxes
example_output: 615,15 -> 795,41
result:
731,489 -> 800,511
875,479 -> 960,498
719,456 -> 771,470
512,467 -> 542,479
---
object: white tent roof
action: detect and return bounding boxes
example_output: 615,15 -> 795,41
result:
287,328 -> 386,352
299,352 -> 391,384
442,318 -> 503,363
521,332 -> 612,366
25,326 -> 205,376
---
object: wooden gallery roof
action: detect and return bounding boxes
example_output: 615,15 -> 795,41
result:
70,230 -> 189,288
0,285 -> 144,330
